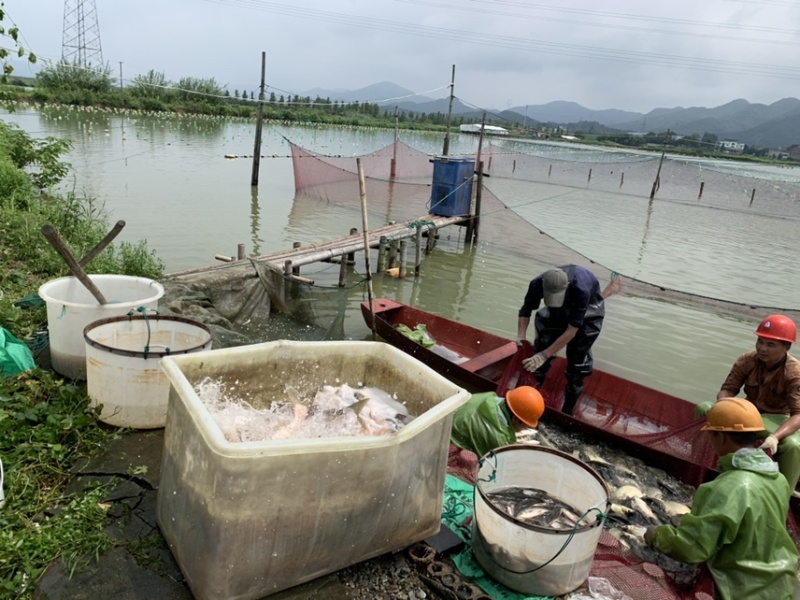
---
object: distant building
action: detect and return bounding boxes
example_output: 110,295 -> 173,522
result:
459,124 -> 509,136
716,140 -> 745,154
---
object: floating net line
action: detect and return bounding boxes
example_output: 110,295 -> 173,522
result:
287,138 -> 800,324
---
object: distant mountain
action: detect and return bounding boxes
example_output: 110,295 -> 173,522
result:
299,81 -> 800,148
508,101 -> 642,126
303,81 -> 436,104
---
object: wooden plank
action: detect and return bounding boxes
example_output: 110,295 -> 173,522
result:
459,341 -> 518,373
168,214 -> 467,278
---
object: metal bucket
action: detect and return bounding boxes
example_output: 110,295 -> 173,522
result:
472,445 -> 609,597
84,314 -> 212,429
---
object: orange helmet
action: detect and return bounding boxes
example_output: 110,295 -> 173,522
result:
505,386 -> 545,428
701,397 -> 764,432
755,315 -> 797,344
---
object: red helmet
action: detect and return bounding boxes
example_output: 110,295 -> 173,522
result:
755,315 -> 797,344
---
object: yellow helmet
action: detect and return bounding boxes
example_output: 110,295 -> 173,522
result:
701,397 -> 764,432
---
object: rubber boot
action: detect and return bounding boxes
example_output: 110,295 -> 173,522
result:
562,389 -> 580,416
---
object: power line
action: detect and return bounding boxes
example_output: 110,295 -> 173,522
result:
395,0 -> 800,50
476,0 -> 800,36
201,0 -> 800,80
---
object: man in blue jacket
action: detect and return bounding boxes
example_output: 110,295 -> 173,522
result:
645,398 -> 798,600
516,265 -> 604,415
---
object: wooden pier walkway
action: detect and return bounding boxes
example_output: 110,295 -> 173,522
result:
168,213 -> 467,281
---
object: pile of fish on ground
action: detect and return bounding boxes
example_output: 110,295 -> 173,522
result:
195,379 -> 415,442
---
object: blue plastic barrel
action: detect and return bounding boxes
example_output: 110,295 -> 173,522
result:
430,157 -> 475,217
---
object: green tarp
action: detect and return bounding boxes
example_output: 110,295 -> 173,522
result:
0,327 -> 35,377
441,474 -> 554,600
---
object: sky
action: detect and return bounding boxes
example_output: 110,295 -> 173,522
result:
7,0 -> 800,114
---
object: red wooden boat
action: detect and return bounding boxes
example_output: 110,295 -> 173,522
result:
362,298 -> 722,490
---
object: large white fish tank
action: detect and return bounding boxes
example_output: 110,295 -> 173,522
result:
156,339 -> 469,600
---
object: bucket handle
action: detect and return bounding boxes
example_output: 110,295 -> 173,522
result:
126,307 -> 166,358
474,498 -> 607,575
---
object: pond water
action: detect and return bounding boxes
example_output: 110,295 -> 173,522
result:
5,105 -> 800,404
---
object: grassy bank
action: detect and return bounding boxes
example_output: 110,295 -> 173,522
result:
0,120 -> 164,599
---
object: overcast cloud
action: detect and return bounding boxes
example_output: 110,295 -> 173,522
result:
8,0 -> 800,113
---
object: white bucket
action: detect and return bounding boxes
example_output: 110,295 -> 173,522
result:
472,445 -> 609,597
38,275 -> 165,379
84,314 -> 212,429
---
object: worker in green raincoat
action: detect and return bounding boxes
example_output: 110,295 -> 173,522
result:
645,398 -> 799,600
450,386 -> 544,458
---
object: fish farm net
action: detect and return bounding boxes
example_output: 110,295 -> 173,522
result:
288,138 -> 800,324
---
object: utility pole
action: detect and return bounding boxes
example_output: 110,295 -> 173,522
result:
441,64 -> 456,156
118,61 -> 123,90
251,52 -> 266,187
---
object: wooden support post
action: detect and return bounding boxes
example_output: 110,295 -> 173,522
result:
237,243 -> 245,260
548,165 -> 552,178
250,52 -> 266,187
650,130 -> 670,200
620,172 -> 624,187
356,158 -> 377,340
284,260 -> 292,277
750,188 -> 756,206
588,168 -> 592,183
472,161 -> 483,244
487,156 -> 492,171
698,182 -> 705,199
426,227 -> 437,254
390,107 -> 398,180
399,240 -> 407,278
338,251 -> 348,287
442,65 -> 456,156
377,236 -> 389,272
512,159 -> 516,173
387,240 -> 398,269
347,227 -> 358,264
415,226 -> 422,277
292,242 -> 301,274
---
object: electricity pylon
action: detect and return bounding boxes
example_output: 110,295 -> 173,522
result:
62,0 -> 103,67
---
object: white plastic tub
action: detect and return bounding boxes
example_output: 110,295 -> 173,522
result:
39,275 -> 164,379
472,445 -> 609,597
84,314 -> 213,429
156,340 -> 470,600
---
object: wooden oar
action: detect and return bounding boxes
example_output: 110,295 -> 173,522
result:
79,220 -> 125,267
41,224 -> 108,305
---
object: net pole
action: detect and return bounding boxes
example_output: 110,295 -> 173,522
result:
357,158 -> 377,340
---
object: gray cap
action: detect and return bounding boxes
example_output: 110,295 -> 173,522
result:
542,268 -> 568,308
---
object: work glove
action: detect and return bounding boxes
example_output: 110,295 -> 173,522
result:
760,434 -> 779,455
522,352 -> 548,372
515,336 -> 526,347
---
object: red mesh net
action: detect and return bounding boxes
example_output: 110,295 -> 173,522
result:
287,138 -> 800,323
293,137 -> 800,599
590,533 -> 716,600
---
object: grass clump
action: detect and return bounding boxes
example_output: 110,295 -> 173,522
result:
0,119 -> 166,598
0,371 -> 113,598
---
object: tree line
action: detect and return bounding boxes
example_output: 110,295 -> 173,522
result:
19,61 -> 473,130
